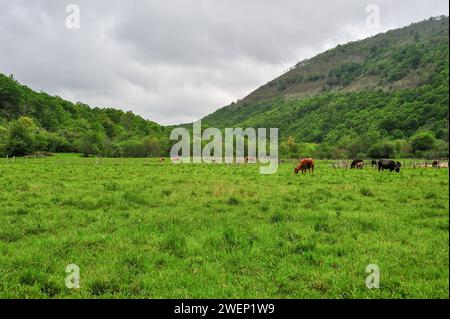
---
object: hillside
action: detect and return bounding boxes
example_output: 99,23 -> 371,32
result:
203,16 -> 449,158
1,16 -> 448,159
0,74 -> 169,157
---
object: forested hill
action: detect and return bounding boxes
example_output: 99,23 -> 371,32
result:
1,16 -> 449,159
202,16 -> 449,159
0,73 -> 169,157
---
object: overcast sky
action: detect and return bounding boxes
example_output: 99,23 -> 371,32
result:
0,0 -> 448,125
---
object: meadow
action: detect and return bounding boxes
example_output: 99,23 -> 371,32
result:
0,154 -> 448,298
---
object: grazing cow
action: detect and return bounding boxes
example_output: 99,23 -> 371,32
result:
371,160 -> 377,167
355,162 -> 364,169
294,158 -> 315,174
432,160 -> 439,168
159,157 -> 165,163
351,159 -> 364,169
378,159 -> 401,173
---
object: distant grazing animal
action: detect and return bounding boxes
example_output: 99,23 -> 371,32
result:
355,162 -> 364,169
378,159 -> 401,173
439,162 -> 449,168
245,156 -> 256,163
294,158 -> 315,174
159,157 -> 165,163
351,159 -> 364,169
371,160 -> 377,167
432,160 -> 449,169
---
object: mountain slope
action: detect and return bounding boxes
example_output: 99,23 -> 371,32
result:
203,16 -> 449,145
1,16 -> 448,159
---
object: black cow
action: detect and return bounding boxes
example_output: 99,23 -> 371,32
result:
351,159 -> 364,169
371,160 -> 377,167
378,159 -> 401,173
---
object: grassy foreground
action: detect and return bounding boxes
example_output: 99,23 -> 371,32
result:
0,154 -> 448,298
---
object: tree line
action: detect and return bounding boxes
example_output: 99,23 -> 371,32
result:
0,74 -> 170,158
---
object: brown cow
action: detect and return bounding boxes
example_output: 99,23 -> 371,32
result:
355,162 -> 364,169
294,158 -> 315,174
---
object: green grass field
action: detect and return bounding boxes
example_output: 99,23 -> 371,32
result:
0,154 -> 448,298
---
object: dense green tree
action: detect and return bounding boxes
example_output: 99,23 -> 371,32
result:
393,139 -> 413,157
34,130 -> 71,153
143,137 -> 162,157
77,132 -> 103,157
119,139 -> 146,157
368,141 -> 396,159
4,117 -> 36,156
411,131 -> 437,153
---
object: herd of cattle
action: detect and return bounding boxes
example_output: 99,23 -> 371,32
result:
294,157 -> 449,174
351,159 -> 401,172
161,156 -> 448,173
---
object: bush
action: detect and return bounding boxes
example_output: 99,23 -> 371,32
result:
4,117 -> 36,156
119,139 -> 146,157
411,131 -> 437,153
368,141 -> 396,158
356,152 -> 367,159
76,132 -> 104,157
34,130 -> 70,153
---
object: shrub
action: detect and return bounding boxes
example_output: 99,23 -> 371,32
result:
411,131 -> 437,153
368,141 -> 396,158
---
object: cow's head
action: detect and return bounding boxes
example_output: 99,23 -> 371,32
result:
294,167 -> 299,174
395,161 -> 401,173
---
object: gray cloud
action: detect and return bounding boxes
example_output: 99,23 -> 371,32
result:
0,0 -> 448,125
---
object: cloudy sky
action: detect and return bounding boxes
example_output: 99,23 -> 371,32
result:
0,1 -> 448,125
